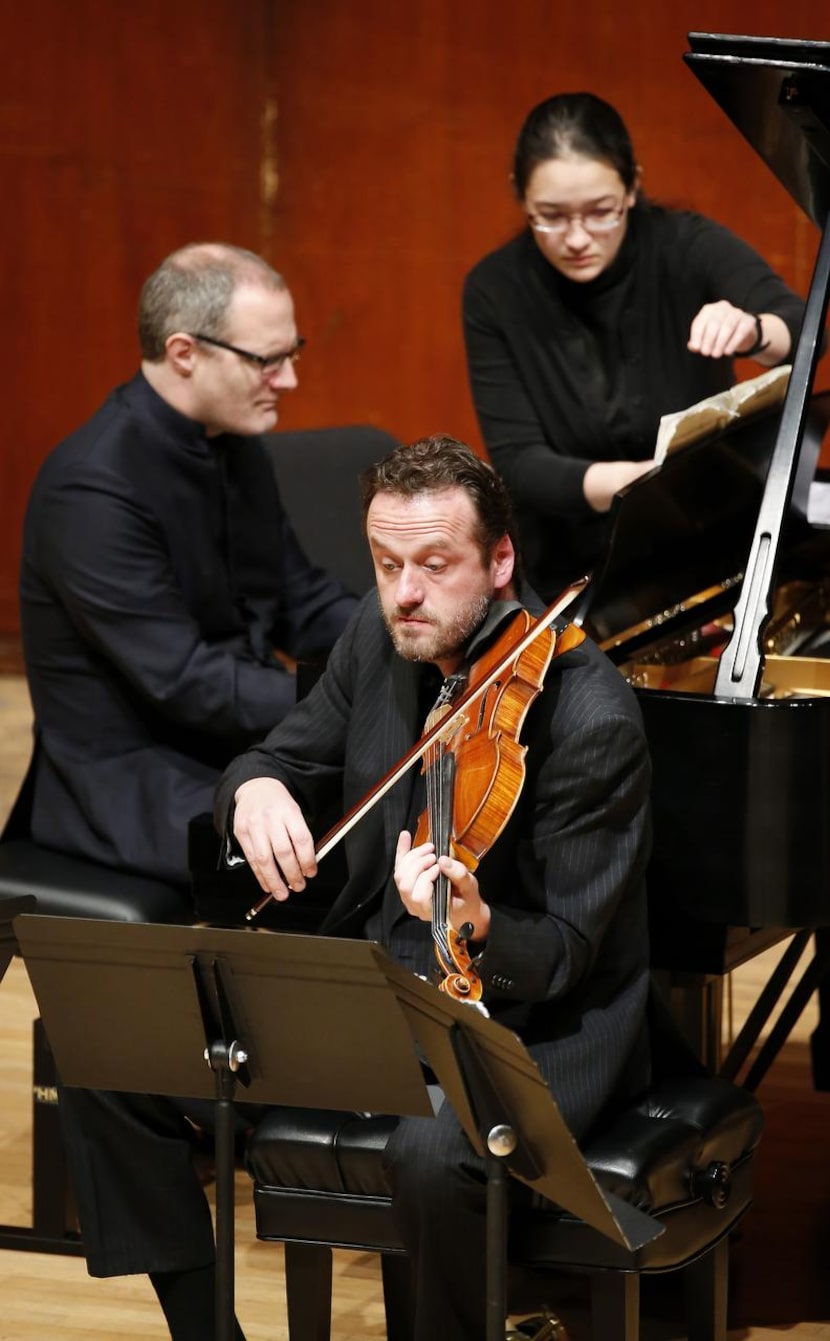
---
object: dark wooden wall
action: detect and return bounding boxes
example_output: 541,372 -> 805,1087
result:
2,0 -> 830,634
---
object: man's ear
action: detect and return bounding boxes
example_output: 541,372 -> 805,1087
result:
165,332 -> 198,377
492,534 -> 516,593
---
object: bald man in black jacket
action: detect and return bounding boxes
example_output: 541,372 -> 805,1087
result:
20,242 -> 357,886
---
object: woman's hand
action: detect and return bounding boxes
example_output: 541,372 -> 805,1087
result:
393,830 -> 491,941
583,459 -> 655,513
688,302 -> 790,365
232,777 -> 316,898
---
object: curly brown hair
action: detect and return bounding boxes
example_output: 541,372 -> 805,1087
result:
361,434 -> 521,572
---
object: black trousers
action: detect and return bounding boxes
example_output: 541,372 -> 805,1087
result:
57,1085 -> 266,1278
383,1096 -> 496,1341
61,1083 -> 540,1340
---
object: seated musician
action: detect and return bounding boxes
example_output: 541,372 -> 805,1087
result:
18,241 -> 357,887
463,91 -> 809,601
57,436 -> 651,1341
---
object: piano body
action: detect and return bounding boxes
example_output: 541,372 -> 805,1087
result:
574,32 -> 830,1087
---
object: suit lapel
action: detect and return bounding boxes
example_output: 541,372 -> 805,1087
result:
379,653 -> 422,857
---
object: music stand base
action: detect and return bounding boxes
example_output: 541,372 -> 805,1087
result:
0,1226 -> 83,1256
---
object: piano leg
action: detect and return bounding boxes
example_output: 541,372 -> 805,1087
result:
720,931 -> 812,1084
652,970 -> 724,1072
654,926 -> 826,1088
738,944 -> 826,1091
713,930 -> 830,1092
809,929 -> 830,1091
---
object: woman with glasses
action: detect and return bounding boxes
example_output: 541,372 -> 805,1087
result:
462,91 -> 806,600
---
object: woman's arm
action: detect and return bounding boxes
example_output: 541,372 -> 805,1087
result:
462,273 -> 596,518
688,301 -> 791,366
683,214 -> 807,367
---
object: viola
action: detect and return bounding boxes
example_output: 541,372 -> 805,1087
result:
245,578 -> 589,997
416,607 -> 585,1001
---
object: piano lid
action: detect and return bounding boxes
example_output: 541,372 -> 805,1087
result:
685,33 -> 830,229
673,33 -> 830,699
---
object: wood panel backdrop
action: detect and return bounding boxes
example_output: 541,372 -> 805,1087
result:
2,0 -> 830,636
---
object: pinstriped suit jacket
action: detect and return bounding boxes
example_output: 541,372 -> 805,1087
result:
215,593 -> 652,1137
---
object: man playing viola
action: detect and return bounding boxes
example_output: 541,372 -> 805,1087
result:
216,435 -> 652,1341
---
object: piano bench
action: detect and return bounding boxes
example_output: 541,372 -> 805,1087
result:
247,1075 -> 763,1341
0,837 -> 192,1257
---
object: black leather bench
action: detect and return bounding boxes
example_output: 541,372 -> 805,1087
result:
0,838 -> 191,924
246,1031 -> 763,1341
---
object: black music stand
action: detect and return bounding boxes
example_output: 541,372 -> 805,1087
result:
13,916 -> 661,1341
376,954 -> 663,1339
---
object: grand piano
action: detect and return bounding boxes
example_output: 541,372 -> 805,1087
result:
574,32 -> 830,1088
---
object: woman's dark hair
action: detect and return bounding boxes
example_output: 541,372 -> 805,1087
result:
512,92 -> 638,198
361,434 -> 521,571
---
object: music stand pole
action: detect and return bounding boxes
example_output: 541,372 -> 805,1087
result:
192,957 -> 251,1341
448,1022 -> 542,1341
485,1135 -> 514,1341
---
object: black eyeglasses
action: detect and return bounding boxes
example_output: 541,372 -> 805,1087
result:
526,200 -> 628,237
190,332 -> 306,375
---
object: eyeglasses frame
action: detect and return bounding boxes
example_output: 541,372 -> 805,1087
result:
526,199 -> 629,238
190,332 -> 306,375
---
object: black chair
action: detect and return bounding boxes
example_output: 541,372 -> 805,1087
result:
0,737 -> 191,1254
246,995 -> 764,1341
265,423 -> 400,596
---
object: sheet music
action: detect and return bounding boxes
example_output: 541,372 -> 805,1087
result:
653,365 -> 792,464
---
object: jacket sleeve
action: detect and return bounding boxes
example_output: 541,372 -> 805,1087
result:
213,599 -> 365,835
682,213 -> 808,356
475,669 -> 652,1006
28,478 -> 302,740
